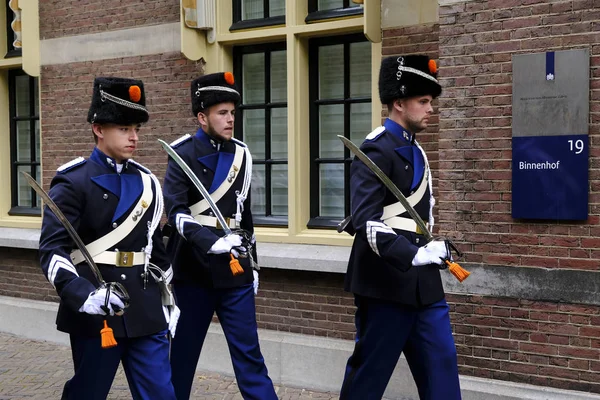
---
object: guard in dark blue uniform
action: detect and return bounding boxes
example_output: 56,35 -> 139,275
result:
39,77 -> 178,400
163,72 -> 277,400
339,55 -> 462,400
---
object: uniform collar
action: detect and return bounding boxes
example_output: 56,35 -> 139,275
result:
195,128 -> 223,150
384,118 -> 414,144
90,147 -> 129,173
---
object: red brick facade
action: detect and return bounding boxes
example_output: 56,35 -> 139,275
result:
0,0 -> 598,395
39,0 -> 180,40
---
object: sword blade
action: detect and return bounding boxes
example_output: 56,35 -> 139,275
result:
338,135 -> 433,241
158,139 -> 232,235
22,172 -> 107,286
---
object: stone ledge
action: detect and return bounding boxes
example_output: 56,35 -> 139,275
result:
0,227 -> 40,250
257,242 -> 350,274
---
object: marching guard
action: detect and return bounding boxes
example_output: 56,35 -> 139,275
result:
38,77 -> 178,400
162,72 -> 277,400
339,55 -> 463,400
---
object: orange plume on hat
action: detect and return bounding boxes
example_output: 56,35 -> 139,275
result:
129,85 -> 142,102
224,72 -> 235,85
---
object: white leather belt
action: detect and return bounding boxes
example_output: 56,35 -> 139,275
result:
70,172 -> 153,265
195,214 -> 238,230
385,217 -> 429,235
189,145 -> 245,217
83,251 -> 146,267
381,167 -> 429,221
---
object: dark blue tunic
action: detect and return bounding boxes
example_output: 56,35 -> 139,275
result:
163,128 -> 255,288
345,118 -> 445,307
39,147 -> 170,338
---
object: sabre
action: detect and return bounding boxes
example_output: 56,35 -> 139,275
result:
158,139 -> 232,235
23,171 -> 129,347
158,139 -> 245,275
338,135 -> 470,282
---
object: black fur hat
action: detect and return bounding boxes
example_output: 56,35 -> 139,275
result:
191,72 -> 241,116
378,55 -> 442,105
87,77 -> 149,125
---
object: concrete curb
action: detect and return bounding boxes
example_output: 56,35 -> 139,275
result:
1,295 -> 598,400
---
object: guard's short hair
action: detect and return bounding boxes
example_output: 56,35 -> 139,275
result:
191,72 -> 241,116
378,55 -> 442,105
87,77 -> 149,125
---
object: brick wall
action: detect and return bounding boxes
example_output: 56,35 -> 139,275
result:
0,248 -> 56,302
433,0 -> 600,394
437,0 -> 600,270
41,53 -> 202,185
450,294 -> 600,393
39,0 -> 180,40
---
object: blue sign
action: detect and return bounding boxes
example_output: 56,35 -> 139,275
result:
512,49 -> 589,221
512,134 -> 588,220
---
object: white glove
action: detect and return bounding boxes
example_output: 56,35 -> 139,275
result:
412,240 -> 448,267
253,270 -> 259,295
163,304 -> 181,338
79,288 -> 125,316
208,234 -> 243,255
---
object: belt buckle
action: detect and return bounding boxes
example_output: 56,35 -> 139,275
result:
216,217 -> 231,230
116,251 -> 134,267
415,223 -> 429,235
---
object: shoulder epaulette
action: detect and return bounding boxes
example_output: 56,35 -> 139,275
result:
365,126 -> 386,141
170,134 -> 192,148
128,159 -> 151,174
231,138 -> 247,148
57,157 -> 86,173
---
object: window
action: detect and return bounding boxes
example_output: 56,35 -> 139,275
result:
308,34 -> 371,228
5,0 -> 21,57
232,0 -> 286,31
234,43 -> 288,225
306,0 -> 363,23
9,69 -> 40,215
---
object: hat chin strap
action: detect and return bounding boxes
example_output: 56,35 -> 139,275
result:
195,85 -> 240,97
396,66 -> 438,83
100,89 -> 148,114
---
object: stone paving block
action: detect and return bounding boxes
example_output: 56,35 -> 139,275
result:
0,332 -> 339,399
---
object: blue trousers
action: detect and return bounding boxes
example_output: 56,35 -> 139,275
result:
170,283 -> 277,400
340,296 -> 461,400
61,329 -> 175,400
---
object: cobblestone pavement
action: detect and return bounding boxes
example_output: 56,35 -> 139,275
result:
0,332 -> 340,400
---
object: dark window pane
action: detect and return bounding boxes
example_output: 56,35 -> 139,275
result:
350,103 -> 371,144
244,109 -> 266,159
238,0 -> 285,21
271,50 -> 287,102
17,165 -> 32,206
271,108 -> 287,159
16,121 -> 31,162
319,164 -> 344,218
251,164 -> 266,215
272,164 -> 288,215
15,75 -> 29,116
319,44 -> 343,99
270,0 -> 285,17
350,41 -> 372,97
317,0 -> 360,11
319,104 -> 344,158
243,53 -> 265,104
242,0 -> 264,19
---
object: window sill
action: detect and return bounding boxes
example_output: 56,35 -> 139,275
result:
0,227 -> 40,249
257,242 -> 350,274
